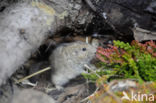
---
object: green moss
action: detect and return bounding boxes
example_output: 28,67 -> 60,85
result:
83,40 -> 156,83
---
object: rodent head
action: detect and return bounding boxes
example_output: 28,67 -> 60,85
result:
65,41 -> 97,63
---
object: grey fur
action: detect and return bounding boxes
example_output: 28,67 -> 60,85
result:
0,2 -> 53,85
50,41 -> 97,89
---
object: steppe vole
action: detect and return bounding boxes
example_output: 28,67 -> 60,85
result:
49,41 -> 97,89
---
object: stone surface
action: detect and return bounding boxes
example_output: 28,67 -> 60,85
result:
11,89 -> 56,103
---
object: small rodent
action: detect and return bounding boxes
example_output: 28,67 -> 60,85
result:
49,41 -> 97,89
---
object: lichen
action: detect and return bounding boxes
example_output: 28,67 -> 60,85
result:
31,1 -> 68,25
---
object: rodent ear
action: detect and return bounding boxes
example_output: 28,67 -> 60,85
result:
91,39 -> 99,48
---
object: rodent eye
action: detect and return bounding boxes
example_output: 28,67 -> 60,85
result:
82,48 -> 87,51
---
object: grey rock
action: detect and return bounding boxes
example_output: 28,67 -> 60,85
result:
0,82 -> 17,103
11,89 -> 56,103
0,2 -> 53,85
145,1 -> 156,14
110,80 -> 137,92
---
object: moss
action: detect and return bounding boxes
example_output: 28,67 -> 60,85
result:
83,40 -> 156,83
83,40 -> 156,103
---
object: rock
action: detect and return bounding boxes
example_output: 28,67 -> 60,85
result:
132,27 -> 156,41
0,1 -> 53,85
110,79 -> 137,92
0,82 -> 17,103
11,89 -> 57,103
145,1 -> 156,14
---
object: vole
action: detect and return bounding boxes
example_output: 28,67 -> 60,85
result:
49,41 -> 97,89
